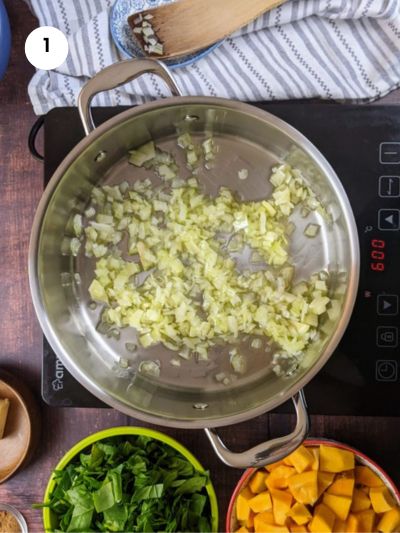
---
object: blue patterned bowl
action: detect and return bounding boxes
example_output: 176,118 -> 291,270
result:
0,0 -> 11,80
110,0 -> 223,68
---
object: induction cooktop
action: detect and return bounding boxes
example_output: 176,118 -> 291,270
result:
40,103 -> 400,415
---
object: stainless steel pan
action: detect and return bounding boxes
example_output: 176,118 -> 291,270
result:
29,59 -> 359,468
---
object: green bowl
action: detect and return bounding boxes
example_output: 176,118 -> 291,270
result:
43,426 -> 219,532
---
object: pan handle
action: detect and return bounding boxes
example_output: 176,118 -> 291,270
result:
204,390 -> 309,468
78,59 -> 183,136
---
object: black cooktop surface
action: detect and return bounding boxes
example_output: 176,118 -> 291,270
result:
42,103 -> 400,415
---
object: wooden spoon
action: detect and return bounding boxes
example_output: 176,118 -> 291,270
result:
128,0 -> 287,60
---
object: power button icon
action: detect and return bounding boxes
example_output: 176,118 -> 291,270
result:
376,360 -> 398,382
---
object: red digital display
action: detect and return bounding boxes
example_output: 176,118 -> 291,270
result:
370,239 -> 385,271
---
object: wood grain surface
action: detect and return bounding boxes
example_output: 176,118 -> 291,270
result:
0,1 -> 399,531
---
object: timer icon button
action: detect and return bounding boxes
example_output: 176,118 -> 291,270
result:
376,360 -> 398,382
376,326 -> 398,348
377,294 -> 399,316
378,209 -> 400,231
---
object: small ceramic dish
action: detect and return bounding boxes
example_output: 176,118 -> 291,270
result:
0,503 -> 28,533
110,0 -> 223,68
43,426 -> 219,532
0,374 -> 36,484
226,438 -> 400,532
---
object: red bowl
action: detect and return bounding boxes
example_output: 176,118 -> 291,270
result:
226,438 -> 400,533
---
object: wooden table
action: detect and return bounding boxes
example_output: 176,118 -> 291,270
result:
0,1 -> 399,531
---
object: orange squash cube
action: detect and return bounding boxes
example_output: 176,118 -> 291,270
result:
354,509 -> 375,533
265,460 -> 286,472
323,493 -> 352,522
250,470 -> 270,493
370,486 -> 395,514
354,466 -> 383,488
350,489 -> 371,512
345,513 -> 361,533
333,519 -> 347,532
249,491 -> 273,513
236,527 -> 249,533
287,445 -> 315,474
310,448 -> 320,471
236,487 -> 253,522
309,503 -> 336,533
327,472 -> 355,498
245,511 -> 255,529
318,472 -> 336,498
271,489 -> 293,526
288,502 -> 312,525
289,525 -> 308,533
266,466 -> 296,491
377,507 -> 400,533
288,471 -> 319,505
320,445 -> 355,473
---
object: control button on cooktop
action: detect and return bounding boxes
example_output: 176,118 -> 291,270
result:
377,294 -> 399,316
378,208 -> 400,230
379,176 -> 400,198
376,360 -> 398,382
380,142 -> 400,164
376,326 -> 399,347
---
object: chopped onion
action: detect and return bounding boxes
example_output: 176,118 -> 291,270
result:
125,342 -> 137,353
230,351 -> 247,374
129,141 -> 155,167
251,338 -> 262,349
81,149 -> 331,377
139,360 -> 160,377
304,223 -> 320,238
238,168 -> 248,180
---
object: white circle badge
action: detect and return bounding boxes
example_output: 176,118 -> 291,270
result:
25,26 -> 69,70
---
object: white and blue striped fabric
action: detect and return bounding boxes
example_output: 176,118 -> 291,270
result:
27,0 -> 400,115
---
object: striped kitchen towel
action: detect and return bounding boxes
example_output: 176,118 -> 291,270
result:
27,0 -> 400,115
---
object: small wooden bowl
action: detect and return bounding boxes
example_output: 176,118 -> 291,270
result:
0,374 -> 35,483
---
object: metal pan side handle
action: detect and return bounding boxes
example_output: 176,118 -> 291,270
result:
78,58 -> 183,136
204,390 -> 309,469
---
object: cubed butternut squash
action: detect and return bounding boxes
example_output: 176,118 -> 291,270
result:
254,512 -> 288,533
271,489 -> 293,526
355,466 -> 383,488
309,503 -> 336,533
256,511 -> 275,524
237,487 -> 253,522
265,460 -> 286,472
310,448 -> 320,471
377,507 -> 400,533
327,472 -> 355,498
266,466 -> 296,491
249,491 -> 273,513
245,510 -> 255,529
288,471 -> 319,505
250,471 -> 270,494
288,502 -> 312,525
236,527 -> 249,533
288,445 -> 315,474
333,519 -> 347,532
320,445 -> 355,473
290,525 -> 308,532
318,472 -> 336,498
355,509 -> 376,533
350,489 -> 370,512
345,513 -> 361,533
283,456 -> 293,466
370,486 -> 395,513
323,493 -> 352,521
